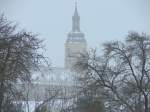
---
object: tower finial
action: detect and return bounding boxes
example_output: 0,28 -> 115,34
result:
75,0 -> 78,13
72,0 -> 80,32
75,1 -> 77,9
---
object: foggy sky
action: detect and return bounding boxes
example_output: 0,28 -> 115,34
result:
0,0 -> 150,67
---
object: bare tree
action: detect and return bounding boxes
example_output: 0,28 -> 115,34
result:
0,15 -> 47,112
77,32 -> 150,112
34,89 -> 60,112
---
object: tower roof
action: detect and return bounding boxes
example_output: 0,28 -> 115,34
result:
66,2 -> 86,43
74,2 -> 79,18
72,1 -> 80,32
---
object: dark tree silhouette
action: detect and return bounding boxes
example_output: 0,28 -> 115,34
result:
0,15 -> 47,112
77,32 -> 150,112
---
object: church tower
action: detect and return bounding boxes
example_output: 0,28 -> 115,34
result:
65,2 -> 87,69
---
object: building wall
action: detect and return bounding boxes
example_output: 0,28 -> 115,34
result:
65,42 -> 87,69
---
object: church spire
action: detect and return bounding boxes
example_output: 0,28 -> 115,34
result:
75,2 -> 78,16
65,1 -> 87,69
72,1 -> 80,32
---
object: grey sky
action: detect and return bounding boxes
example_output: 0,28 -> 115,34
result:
0,0 -> 150,67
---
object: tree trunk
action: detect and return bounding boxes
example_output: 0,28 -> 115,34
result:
0,82 -> 4,112
144,95 -> 148,112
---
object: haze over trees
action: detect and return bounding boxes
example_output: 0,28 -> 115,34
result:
0,12 -> 150,112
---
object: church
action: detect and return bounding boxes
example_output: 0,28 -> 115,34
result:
20,2 -> 88,111
65,2 -> 87,69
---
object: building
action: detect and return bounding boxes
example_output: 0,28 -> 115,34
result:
20,3 -> 88,111
65,2 -> 87,69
